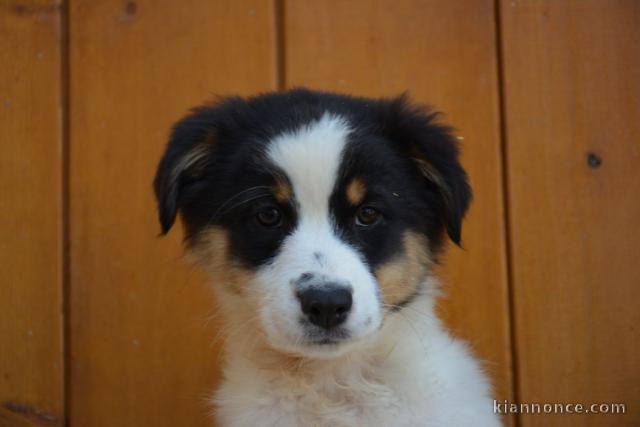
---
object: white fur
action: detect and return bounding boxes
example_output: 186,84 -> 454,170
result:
214,288 -> 501,426
208,116 -> 501,426
262,114 -> 382,357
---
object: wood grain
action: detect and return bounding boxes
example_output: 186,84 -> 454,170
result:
0,1 -> 64,426
68,1 -> 276,425
285,0 -> 514,416
500,1 -> 640,426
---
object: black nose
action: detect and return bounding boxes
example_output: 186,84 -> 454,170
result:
297,287 -> 353,329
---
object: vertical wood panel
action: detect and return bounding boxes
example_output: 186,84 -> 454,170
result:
285,0 -> 513,414
500,1 -> 640,426
68,1 -> 276,425
0,1 -> 64,426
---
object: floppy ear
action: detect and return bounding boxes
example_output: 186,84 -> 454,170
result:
153,106 -> 218,234
385,95 -> 472,246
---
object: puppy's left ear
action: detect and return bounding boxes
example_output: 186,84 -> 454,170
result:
385,95 -> 472,246
153,106 -> 218,235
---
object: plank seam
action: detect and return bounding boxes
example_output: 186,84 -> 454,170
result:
493,0 -> 521,426
274,0 -> 286,91
60,0 -> 71,425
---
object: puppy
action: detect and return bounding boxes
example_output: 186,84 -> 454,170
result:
154,89 -> 501,426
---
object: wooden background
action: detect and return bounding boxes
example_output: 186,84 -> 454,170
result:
1,1 -> 638,426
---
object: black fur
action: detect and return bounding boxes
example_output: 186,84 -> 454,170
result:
154,88 -> 471,269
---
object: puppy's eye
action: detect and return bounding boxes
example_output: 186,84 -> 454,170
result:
256,206 -> 282,228
355,206 -> 382,227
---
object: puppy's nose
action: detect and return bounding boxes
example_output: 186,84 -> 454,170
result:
297,287 -> 352,330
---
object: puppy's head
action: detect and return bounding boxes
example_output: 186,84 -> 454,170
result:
154,89 -> 470,358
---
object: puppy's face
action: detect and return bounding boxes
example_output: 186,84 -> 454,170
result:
154,90 -> 470,358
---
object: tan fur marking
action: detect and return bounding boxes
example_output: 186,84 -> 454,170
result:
346,178 -> 366,206
412,157 -> 453,212
190,227 -> 253,295
171,143 -> 209,184
375,231 -> 432,307
273,178 -> 292,203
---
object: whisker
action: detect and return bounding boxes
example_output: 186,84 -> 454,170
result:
201,185 -> 272,227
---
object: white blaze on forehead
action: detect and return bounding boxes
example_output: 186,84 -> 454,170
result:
259,114 -> 381,353
267,114 -> 350,221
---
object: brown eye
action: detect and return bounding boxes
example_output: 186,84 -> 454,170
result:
256,206 -> 282,228
355,206 -> 382,227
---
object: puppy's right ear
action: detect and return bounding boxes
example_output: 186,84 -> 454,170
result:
153,106 -> 218,235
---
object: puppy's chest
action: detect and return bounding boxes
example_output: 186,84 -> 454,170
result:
229,362 -> 418,427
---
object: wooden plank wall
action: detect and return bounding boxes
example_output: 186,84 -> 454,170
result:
2,0 -> 639,426
500,1 -> 640,425
0,1 -> 65,426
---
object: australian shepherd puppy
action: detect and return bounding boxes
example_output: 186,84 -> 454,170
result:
154,89 -> 501,426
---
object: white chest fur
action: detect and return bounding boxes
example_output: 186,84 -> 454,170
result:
213,294 -> 502,427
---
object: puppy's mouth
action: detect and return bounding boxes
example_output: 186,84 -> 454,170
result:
302,325 -> 351,346
266,317 -> 382,359
307,337 -> 341,346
